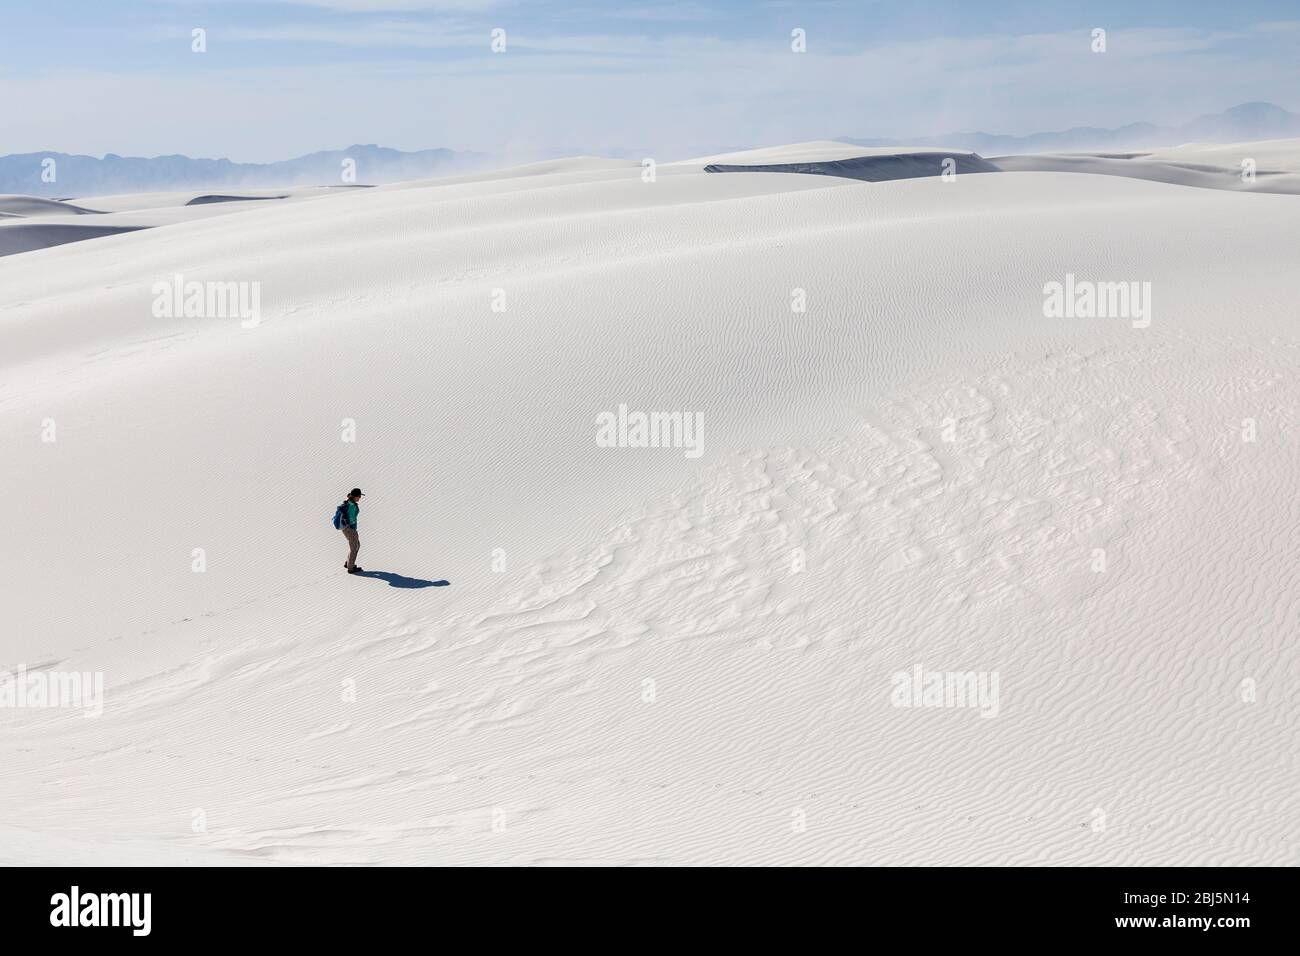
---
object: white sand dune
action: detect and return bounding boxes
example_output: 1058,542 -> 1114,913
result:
692,138 -> 1300,194
185,194 -> 290,206
0,186 -> 366,257
82,185 -> 354,214
1147,138 -> 1300,173
0,195 -> 104,217
2,143 -> 1297,865
704,151 -> 1000,182
675,141 -> 955,166
0,223 -> 152,257
10,139 -> 1297,260
991,150 -> 1300,193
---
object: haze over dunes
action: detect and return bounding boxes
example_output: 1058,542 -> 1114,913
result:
8,103 -> 1298,198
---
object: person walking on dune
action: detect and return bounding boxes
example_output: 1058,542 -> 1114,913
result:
334,488 -> 365,573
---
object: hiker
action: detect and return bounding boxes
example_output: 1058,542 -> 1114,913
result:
334,488 -> 365,573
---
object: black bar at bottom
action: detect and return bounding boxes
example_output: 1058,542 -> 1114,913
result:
2,866 -> 1290,943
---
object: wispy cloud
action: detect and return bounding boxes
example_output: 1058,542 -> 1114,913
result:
225,20 -> 484,48
6,4 -> 1299,161
209,0 -> 505,10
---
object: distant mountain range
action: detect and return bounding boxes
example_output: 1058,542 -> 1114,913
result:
5,103 -> 1297,198
0,144 -> 491,199
843,102 -> 1300,156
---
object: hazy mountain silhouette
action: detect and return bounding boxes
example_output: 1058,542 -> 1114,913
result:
5,104 -> 1297,198
0,144 -> 489,198
842,102 -> 1300,155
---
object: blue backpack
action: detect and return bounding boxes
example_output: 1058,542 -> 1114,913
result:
332,502 -> 347,530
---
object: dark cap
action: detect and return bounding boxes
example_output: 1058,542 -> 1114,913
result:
349,488 -> 365,497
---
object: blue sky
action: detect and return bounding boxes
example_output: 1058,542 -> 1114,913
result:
2,0 -> 1299,160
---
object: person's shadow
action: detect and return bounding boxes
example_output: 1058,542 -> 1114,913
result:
354,570 -> 449,589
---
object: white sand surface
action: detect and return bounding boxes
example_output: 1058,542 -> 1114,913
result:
673,141 -> 960,166
2,144 -> 1296,865
1146,138 -> 1300,173
0,186 -> 368,258
992,137 -> 1300,193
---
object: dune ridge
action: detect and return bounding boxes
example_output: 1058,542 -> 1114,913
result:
705,151 -> 1000,181
6,140 -> 1299,258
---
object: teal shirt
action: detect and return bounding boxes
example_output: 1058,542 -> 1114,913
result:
345,500 -> 359,529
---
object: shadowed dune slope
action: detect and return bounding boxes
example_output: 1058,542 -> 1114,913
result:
0,223 -> 147,257
705,151 -> 1000,181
